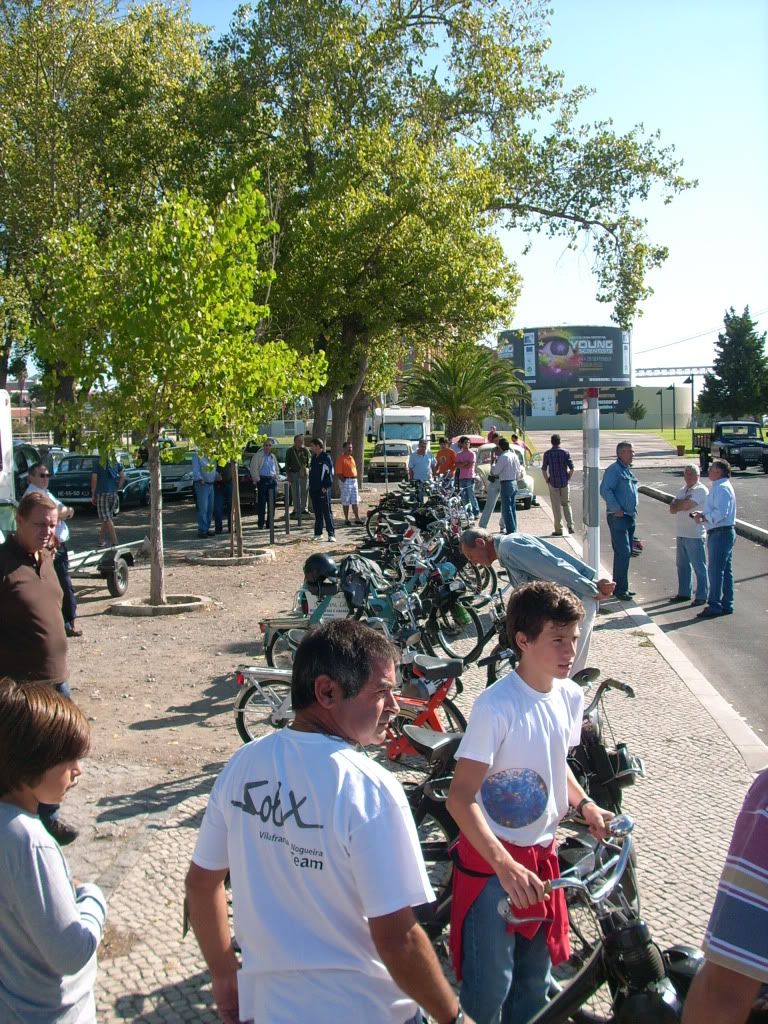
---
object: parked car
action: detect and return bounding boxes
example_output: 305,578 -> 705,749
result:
367,440 -> 418,482
160,458 -> 196,500
49,455 -> 150,513
12,441 -> 42,497
474,442 -> 536,510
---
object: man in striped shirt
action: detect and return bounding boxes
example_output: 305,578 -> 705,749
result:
682,768 -> 768,1023
541,434 -> 575,536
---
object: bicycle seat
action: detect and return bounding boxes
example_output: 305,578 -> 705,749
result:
412,653 -> 464,680
402,724 -> 463,764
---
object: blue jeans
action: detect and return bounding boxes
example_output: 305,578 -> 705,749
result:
607,513 -> 635,594
194,481 -> 214,536
499,480 -> 517,534
676,536 -> 707,600
461,874 -> 552,1024
460,480 -> 480,516
706,527 -> 735,613
257,477 -> 277,528
39,681 -> 72,824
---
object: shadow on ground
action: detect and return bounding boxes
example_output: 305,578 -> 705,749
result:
95,768 -> 221,824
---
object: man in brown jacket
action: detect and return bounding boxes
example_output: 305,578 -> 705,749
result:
0,491 -> 78,844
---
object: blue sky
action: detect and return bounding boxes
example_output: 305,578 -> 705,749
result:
189,0 -> 768,386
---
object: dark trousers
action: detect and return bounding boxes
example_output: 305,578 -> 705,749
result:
607,513 -> 635,594
54,544 -> 77,628
257,478 -> 277,528
39,681 -> 72,824
310,488 -> 335,537
214,481 -> 232,533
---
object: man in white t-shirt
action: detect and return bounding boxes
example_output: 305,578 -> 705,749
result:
667,463 -> 709,606
446,582 -> 612,1024
186,619 -> 470,1024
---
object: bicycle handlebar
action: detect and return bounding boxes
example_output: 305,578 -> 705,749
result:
583,677 -> 635,716
497,815 -> 634,925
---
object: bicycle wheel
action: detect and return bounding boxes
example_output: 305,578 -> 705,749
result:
485,642 -> 518,686
549,896 -> 617,1024
266,630 -> 295,670
234,681 -> 292,743
432,602 -> 485,663
412,798 -> 456,939
365,509 -> 399,544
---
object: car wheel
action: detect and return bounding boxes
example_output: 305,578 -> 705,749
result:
112,493 -> 121,516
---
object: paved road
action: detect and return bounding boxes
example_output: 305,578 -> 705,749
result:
558,470 -> 768,739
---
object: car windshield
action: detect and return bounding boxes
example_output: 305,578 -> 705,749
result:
57,457 -> 99,473
477,448 -> 495,466
720,424 -> 760,439
373,443 -> 410,456
379,423 -> 424,441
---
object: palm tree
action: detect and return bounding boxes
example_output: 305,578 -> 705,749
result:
402,342 -> 529,438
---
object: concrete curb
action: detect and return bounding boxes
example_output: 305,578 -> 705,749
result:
108,594 -> 220,616
639,484 -> 768,547
535,500 -> 768,773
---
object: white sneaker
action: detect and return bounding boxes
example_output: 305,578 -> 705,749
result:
326,535 -> 336,544
312,535 -> 323,543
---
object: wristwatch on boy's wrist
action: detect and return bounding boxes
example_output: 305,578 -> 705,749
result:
575,797 -> 595,815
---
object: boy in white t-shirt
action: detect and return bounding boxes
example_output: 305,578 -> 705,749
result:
446,581 -> 613,1024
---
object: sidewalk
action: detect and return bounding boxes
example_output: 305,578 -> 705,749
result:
76,500 -> 763,1022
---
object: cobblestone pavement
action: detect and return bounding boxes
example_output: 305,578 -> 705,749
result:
69,498 -> 764,1022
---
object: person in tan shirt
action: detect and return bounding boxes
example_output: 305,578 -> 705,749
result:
335,441 -> 362,526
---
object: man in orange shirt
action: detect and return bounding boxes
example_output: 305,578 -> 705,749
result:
435,437 -> 456,479
335,441 -> 363,526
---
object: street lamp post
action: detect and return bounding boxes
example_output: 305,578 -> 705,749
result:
666,383 -> 676,440
683,375 -> 695,450
655,389 -> 664,432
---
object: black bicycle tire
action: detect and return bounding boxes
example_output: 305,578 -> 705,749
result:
266,630 -> 295,670
434,602 -> 485,664
234,680 -> 292,743
365,509 -> 399,544
391,696 -> 467,740
485,642 -> 518,686
411,798 -> 457,939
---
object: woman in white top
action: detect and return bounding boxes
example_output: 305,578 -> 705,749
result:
0,678 -> 106,1023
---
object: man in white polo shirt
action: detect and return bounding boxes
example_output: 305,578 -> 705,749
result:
667,463 -> 708,607
186,620 -> 470,1024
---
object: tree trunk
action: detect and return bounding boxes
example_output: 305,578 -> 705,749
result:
311,386 -> 332,442
329,347 -> 369,496
446,417 -> 476,440
349,390 -> 370,492
230,459 -> 243,558
147,437 -> 166,606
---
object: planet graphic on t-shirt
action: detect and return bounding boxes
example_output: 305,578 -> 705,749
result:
480,769 -> 549,829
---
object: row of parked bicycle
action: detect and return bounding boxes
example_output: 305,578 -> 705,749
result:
226,480 -> 766,1023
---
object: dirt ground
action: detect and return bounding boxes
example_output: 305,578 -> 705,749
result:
62,500 -> 373,886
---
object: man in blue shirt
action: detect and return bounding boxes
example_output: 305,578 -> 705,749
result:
192,452 -> 217,539
90,457 -> 125,549
691,458 -> 737,618
599,441 -> 638,600
408,439 -> 436,503
541,434 -> 575,536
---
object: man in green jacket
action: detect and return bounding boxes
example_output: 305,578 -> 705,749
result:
284,434 -> 310,517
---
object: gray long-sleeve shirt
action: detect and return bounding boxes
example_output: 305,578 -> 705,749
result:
494,534 -> 599,599
0,803 -> 106,1023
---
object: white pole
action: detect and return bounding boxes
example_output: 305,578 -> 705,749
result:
582,388 -> 601,573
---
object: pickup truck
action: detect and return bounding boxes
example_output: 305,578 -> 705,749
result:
693,421 -> 768,473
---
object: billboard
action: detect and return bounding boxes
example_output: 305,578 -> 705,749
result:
498,325 -> 631,388
555,387 -> 634,416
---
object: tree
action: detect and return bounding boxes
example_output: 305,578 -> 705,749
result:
35,171 -> 326,603
0,0 -> 210,432
626,400 -> 647,428
203,0 -> 693,469
402,343 -> 529,438
698,307 -> 768,420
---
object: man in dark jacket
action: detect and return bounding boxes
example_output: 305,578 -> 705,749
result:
308,438 -> 336,543
284,434 -> 310,517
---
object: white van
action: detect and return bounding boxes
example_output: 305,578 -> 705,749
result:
371,405 -> 433,443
